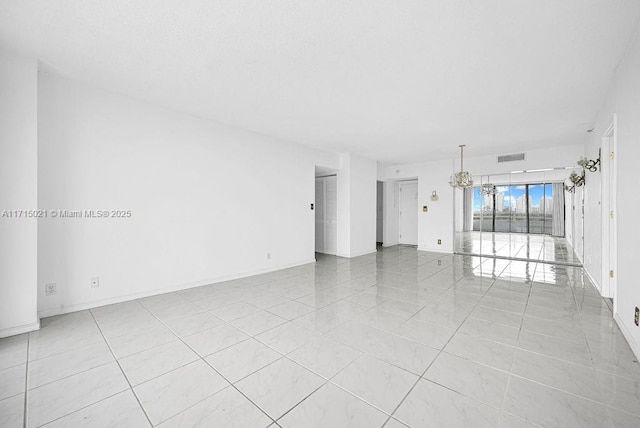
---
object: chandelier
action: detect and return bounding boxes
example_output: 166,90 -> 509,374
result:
480,183 -> 498,195
449,145 -> 473,188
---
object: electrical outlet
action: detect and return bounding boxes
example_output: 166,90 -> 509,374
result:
45,283 -> 56,296
635,307 -> 639,326
437,239 -> 442,245
267,252 -> 271,260
91,277 -> 99,288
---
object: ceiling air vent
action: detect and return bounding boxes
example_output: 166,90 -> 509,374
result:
497,153 -> 525,163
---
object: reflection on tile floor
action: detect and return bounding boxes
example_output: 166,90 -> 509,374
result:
1,246 -> 639,427
456,231 -> 583,265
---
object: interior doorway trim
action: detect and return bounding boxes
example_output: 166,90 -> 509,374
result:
315,172 -> 338,256
601,115 -> 617,304
398,180 -> 418,246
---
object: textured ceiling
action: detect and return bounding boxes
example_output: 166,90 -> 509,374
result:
1,0 -> 639,163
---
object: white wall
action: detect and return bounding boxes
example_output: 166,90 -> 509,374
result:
0,48 -> 39,337
380,161 -> 454,253
336,154 -> 351,257
585,26 -> 640,358
463,144 -> 584,175
37,70 -> 339,317
454,187 -> 464,232
336,153 -> 377,257
349,154 -> 377,257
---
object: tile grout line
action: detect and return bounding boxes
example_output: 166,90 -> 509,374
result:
31,390 -> 137,428
380,255 -> 513,426
496,259 -> 536,426
497,261 -> 617,425
114,277 -> 368,394
88,309 -> 155,428
506,372 -> 613,407
23,360 -> 116,393
137,298 -> 280,426
568,266 -> 616,424
270,377 -> 330,425
19,314 -> 157,426
21,249 -> 631,427
453,251 -> 582,267
269,315 -> 424,426
147,256 -> 438,426
22,329 -> 112,365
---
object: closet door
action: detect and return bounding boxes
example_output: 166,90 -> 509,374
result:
399,181 -> 418,245
324,176 -> 337,255
315,178 -> 325,252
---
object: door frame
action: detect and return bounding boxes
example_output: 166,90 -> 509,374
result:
398,180 -> 419,245
315,174 -> 338,255
601,115 -> 617,304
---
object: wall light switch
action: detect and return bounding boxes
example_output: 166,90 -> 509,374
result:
437,239 -> 442,245
423,205 -> 428,212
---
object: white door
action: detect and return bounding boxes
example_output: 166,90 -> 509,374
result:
315,176 -> 337,255
324,176 -> 338,254
601,119 -> 617,302
574,186 -> 584,261
315,178 -> 325,252
399,181 -> 418,245
608,147 -> 617,303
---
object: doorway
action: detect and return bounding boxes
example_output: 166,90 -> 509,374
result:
315,174 -> 337,255
399,181 -> 418,245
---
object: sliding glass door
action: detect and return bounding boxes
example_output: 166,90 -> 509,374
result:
472,183 -> 557,235
454,168 -> 583,264
528,183 -> 553,234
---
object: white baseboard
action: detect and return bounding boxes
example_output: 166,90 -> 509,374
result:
383,241 -> 399,247
0,320 -> 40,338
349,249 -> 377,258
614,313 -> 640,362
583,266 -> 603,295
37,258 -> 316,319
336,249 -> 377,258
418,245 -> 453,254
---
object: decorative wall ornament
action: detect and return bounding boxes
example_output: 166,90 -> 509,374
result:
578,148 -> 601,172
564,170 -> 585,193
565,149 -> 600,192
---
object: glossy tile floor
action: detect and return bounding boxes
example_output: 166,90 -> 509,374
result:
1,246 -> 639,427
455,232 -> 583,265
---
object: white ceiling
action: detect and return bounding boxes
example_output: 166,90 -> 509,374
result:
1,1 -> 639,164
